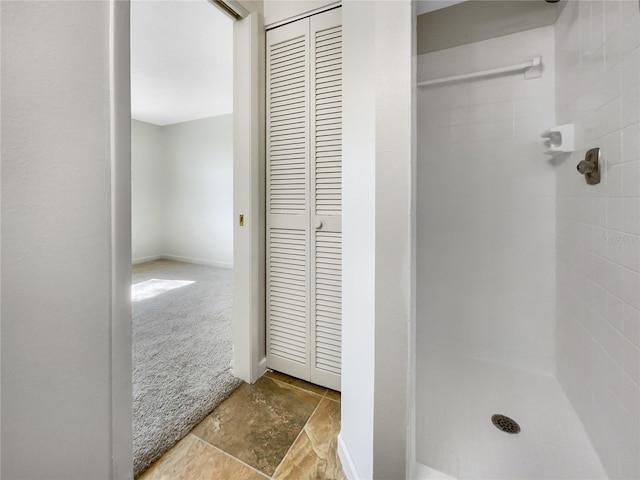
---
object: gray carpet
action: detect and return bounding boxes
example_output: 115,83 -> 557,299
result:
132,259 -> 242,477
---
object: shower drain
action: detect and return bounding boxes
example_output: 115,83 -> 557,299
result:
491,414 -> 521,434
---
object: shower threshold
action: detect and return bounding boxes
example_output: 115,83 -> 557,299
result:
414,350 -> 608,480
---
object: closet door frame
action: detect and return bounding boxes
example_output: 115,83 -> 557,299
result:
233,10 -> 267,384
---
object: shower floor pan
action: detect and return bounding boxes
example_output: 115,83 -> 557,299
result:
415,350 -> 608,479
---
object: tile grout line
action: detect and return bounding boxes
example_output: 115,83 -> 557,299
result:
270,395 -> 327,480
325,393 -> 341,404
190,434 -> 270,479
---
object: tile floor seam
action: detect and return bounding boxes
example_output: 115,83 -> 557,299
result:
324,388 -> 341,404
190,434 -> 271,479
264,371 -> 340,404
271,395 -> 326,479
268,375 -> 327,399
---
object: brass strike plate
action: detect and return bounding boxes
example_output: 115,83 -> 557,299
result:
239,214 -> 244,227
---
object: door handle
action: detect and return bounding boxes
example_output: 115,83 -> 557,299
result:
314,219 -> 323,230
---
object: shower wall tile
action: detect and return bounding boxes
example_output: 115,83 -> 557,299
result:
621,86 -> 639,127
625,199 -> 640,234
607,164 -> 624,197
417,25 -> 557,375
622,124 -> 640,162
621,51 -> 640,93
555,2 -> 640,479
623,303 -> 640,347
623,161 -> 640,196
621,234 -> 640,272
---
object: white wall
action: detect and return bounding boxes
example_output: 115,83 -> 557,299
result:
263,0 -> 336,26
1,1 -> 132,478
163,115 -> 234,267
131,115 -> 234,268
415,0 -> 465,16
416,1 -> 558,55
340,1 -> 412,479
416,26 -> 557,375
555,1 -> 640,478
340,2 -> 376,476
132,120 -> 165,262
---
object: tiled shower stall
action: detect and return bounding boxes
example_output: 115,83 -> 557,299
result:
414,1 -> 640,478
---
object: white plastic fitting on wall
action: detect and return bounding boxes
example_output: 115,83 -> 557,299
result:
541,124 -> 575,155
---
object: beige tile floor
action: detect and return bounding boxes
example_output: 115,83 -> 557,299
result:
140,371 -> 345,480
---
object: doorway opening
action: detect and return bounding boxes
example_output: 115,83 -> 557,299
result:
130,0 -> 238,475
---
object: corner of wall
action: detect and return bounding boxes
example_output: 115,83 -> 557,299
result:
341,1 -> 412,478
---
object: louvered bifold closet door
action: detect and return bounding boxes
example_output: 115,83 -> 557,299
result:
266,19 -> 311,380
266,8 -> 342,390
309,9 -> 342,391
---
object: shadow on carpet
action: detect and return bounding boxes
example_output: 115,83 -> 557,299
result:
132,260 -> 242,477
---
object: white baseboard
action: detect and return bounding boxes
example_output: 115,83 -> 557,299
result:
161,254 -> 233,269
132,254 -> 162,265
338,433 -> 361,480
132,254 -> 233,269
